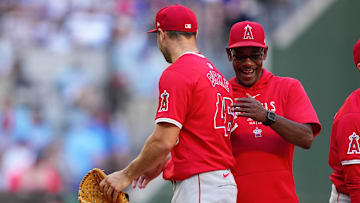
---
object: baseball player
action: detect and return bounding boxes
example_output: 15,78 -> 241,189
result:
328,39 -> 360,203
100,4 -> 237,203
227,21 -> 322,203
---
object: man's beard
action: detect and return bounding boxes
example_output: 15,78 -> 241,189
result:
160,46 -> 172,63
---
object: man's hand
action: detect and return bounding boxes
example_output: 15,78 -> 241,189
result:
232,93 -> 267,122
132,162 -> 164,189
100,170 -> 132,203
99,123 -> 178,202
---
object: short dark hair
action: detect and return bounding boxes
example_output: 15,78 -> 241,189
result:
165,31 -> 196,39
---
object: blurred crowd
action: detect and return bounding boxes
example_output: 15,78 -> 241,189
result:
0,0 -> 305,202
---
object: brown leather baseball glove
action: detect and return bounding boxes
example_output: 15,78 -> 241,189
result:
78,168 -> 129,203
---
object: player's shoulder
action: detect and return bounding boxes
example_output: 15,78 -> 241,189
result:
273,75 -> 301,85
160,65 -> 186,82
350,88 -> 360,100
345,89 -> 360,106
159,55 -> 205,83
269,75 -> 303,92
334,112 -> 360,127
339,88 -> 360,114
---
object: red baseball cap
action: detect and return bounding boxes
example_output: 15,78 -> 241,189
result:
353,39 -> 360,66
147,4 -> 198,33
228,21 -> 267,48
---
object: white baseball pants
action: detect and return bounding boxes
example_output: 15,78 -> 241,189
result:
171,169 -> 237,203
329,184 -> 350,203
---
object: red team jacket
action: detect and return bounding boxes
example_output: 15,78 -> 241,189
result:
155,52 -> 235,181
230,69 -> 321,203
329,88 -> 360,202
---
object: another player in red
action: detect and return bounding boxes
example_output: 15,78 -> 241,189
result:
328,39 -> 360,203
100,4 -> 237,203
227,21 -> 322,203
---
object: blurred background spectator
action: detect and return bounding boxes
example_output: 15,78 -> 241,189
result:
0,0 -> 353,202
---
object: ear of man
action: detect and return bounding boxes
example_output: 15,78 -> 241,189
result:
158,28 -> 166,42
226,48 -> 232,62
262,47 -> 268,61
357,63 -> 360,71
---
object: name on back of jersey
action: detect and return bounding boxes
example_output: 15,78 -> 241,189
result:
207,70 -> 230,92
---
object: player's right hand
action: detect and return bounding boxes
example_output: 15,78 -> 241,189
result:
233,93 -> 267,123
100,170 -> 132,203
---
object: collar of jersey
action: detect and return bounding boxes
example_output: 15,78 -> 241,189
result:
179,51 -> 205,58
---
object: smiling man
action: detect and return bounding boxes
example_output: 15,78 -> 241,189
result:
227,21 -> 322,203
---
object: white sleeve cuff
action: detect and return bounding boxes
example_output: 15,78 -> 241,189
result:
155,118 -> 182,129
341,159 -> 360,165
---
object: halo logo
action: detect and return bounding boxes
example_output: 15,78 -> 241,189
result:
158,90 -> 169,112
347,132 -> 360,154
243,24 -> 254,40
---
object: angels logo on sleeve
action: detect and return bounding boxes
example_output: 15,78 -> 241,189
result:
158,90 -> 169,112
347,132 -> 360,154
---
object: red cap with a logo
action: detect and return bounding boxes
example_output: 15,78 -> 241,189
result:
228,21 -> 267,48
147,4 -> 197,33
353,39 -> 360,66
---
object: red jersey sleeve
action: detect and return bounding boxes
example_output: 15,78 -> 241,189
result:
155,69 -> 191,128
343,164 -> 360,202
335,113 -> 360,165
284,79 -> 321,136
334,113 -> 360,200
